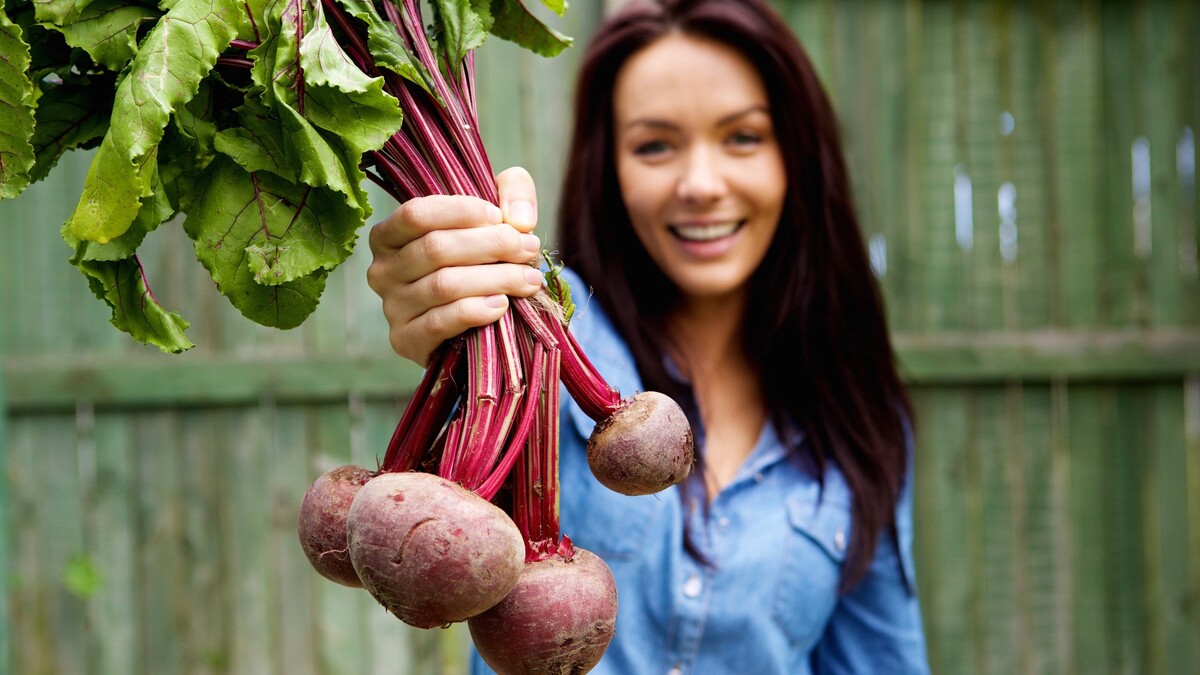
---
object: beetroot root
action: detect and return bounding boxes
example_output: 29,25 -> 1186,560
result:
347,471 -> 525,628
586,391 -> 694,496
469,548 -> 618,675
297,464 -> 375,588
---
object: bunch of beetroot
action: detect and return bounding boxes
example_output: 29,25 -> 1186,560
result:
291,2 -> 694,673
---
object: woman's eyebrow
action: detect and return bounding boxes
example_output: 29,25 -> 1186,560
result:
717,105 -> 770,126
621,105 -> 771,131
622,118 -> 679,132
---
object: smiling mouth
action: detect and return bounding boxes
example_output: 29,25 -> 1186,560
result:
668,221 -> 744,242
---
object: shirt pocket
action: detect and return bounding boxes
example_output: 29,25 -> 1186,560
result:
564,477 -> 667,560
771,496 -> 849,648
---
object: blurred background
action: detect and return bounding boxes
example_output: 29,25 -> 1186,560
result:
2,0 -> 1198,673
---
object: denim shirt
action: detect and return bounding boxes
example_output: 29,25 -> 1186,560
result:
471,269 -> 929,675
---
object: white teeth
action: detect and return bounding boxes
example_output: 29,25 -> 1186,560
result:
670,221 -> 740,242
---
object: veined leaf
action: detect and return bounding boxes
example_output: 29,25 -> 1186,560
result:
0,11 -> 37,200
432,0 -> 492,77
184,156 -> 352,328
539,0 -> 566,16
29,76 -> 113,182
65,0 -> 242,244
50,0 -> 160,71
170,79 -> 219,166
32,0 -> 98,26
74,255 -> 195,353
213,100 -> 298,181
297,0 -> 403,155
11,7 -> 76,82
489,0 -> 571,57
337,0 -> 435,94
65,156 -> 174,262
246,0 -> 388,216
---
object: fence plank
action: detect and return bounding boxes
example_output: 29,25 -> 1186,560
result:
0,314 -> 8,674
1186,377 -> 1200,671
86,412 -> 138,675
1148,385 -> 1193,674
1099,1 -> 1144,327
911,387 -> 973,675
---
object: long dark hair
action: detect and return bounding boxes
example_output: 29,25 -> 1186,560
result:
557,0 -> 913,591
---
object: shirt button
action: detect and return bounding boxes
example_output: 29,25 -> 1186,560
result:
682,575 -> 703,598
834,530 -> 847,552
667,668 -> 683,675
753,472 -> 765,483
717,516 -> 731,528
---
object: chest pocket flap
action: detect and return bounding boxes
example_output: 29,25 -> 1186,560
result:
771,497 -> 851,648
786,496 -> 850,563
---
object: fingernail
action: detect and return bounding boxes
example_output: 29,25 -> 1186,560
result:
486,204 -> 503,223
525,268 -> 544,286
506,200 -> 535,226
520,233 -> 540,252
484,294 -> 508,308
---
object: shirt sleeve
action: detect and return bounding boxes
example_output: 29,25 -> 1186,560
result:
811,429 -> 930,675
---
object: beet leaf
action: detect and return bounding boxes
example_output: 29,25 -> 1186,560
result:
0,0 -> 570,352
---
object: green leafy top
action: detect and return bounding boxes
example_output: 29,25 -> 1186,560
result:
0,0 -> 570,352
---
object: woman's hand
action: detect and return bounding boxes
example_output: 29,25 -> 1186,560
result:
367,167 -> 543,366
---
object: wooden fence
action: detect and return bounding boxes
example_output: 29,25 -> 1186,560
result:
2,1 -> 1198,673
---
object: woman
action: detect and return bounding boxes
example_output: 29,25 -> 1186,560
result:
367,0 -> 929,672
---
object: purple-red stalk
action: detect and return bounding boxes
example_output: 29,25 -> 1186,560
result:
379,342 -> 465,472
514,296 -> 621,422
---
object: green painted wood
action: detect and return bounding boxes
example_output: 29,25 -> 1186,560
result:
271,405 -> 321,675
133,412 -> 186,673
2,353 -> 424,410
1186,377 -> 1200,672
1109,388 -> 1152,673
897,0 -> 928,335
1178,2 -> 1200,328
226,407 -> 272,673
1149,385 -> 1193,674
910,387 -> 972,675
1099,1 -> 1143,327
1012,0 -> 1054,331
180,410 -> 234,673
8,418 -> 54,674
1067,387 -> 1108,674
1046,381 -> 1075,673
0,310 -> 8,675
976,386 -> 1019,674
3,329 -> 1198,412
1145,1 -> 1185,328
86,412 -> 138,674
920,1 -> 964,332
1019,386 -> 1063,673
1055,0 -> 1104,329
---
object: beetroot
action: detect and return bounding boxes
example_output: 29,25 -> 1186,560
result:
346,471 -> 525,628
586,391 -> 694,496
469,548 -> 618,675
297,464 -> 375,588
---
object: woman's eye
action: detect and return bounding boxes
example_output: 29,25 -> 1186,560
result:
729,131 -> 763,147
633,140 -> 671,156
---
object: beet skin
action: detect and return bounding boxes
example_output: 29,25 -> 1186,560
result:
346,471 -> 524,628
469,548 -> 618,674
297,464 -> 375,588
586,391 -> 694,496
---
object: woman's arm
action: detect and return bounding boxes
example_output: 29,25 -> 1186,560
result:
366,167 -> 544,365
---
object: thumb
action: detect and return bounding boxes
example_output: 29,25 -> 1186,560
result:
496,166 -> 538,233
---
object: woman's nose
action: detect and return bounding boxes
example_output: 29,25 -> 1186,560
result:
676,145 -> 727,204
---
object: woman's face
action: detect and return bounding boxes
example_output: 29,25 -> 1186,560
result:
613,33 -> 786,306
